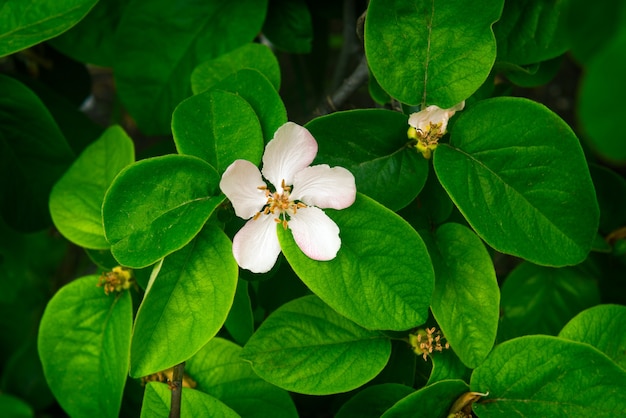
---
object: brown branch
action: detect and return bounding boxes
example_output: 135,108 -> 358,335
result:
168,362 -> 186,418
314,55 -> 369,117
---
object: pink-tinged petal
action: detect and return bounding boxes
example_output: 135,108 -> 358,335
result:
220,160 -> 268,219
449,101 -> 465,113
291,165 -> 356,209
232,215 -> 281,273
261,122 -> 318,192
289,206 -> 341,261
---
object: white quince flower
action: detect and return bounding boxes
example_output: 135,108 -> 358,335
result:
219,122 -> 357,273
407,101 -> 465,158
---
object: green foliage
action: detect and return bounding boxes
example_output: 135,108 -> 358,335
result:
3,0 -> 624,416
38,275 -> 132,418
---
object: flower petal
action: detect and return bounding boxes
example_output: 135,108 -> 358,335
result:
291,165 -> 356,209
289,206 -> 341,261
232,214 -> 281,273
220,160 -> 268,220
261,122 -> 318,192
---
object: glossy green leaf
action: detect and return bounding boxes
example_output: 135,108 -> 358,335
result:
130,225 -> 237,377
102,154 -> 222,268
186,338 -> 297,417
0,394 -> 33,418
114,0 -> 268,135
223,280 -> 254,345
381,380 -> 469,418
471,335 -> 626,417
172,89 -> 264,172
141,382 -> 239,418
494,0 -> 569,66
504,56 -> 562,88
306,109 -> 428,211
427,223 -> 499,368
262,0 -> 313,53
212,69 -> 288,143
241,295 -> 391,395
365,0 -> 502,106
498,262 -> 600,341
0,0 -> 98,57
559,304 -> 626,370
428,348 -> 471,385
434,97 -> 599,266
0,74 -> 74,232
279,194 -> 434,331
336,384 -> 414,418
578,28 -> 626,163
191,43 -> 281,93
49,0 -> 129,66
50,125 -> 134,249
38,275 -> 132,418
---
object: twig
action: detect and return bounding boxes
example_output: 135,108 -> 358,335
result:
168,362 -> 186,418
331,0 -> 357,90
314,55 -> 369,116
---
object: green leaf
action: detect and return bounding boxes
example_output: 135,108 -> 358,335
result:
306,109 -> 428,211
498,262 -> 600,341
0,394 -> 33,418
336,384 -> 414,418
471,335 -> 626,417
494,0 -> 569,66
381,380 -> 469,418
49,0 -> 129,66
279,193 -> 434,331
398,167 -> 454,231
365,0 -> 502,106
427,223 -> 499,368
559,304 -> 626,370
212,69 -> 288,143
130,225 -> 237,377
50,125 -> 134,249
434,97 -> 599,266
172,89 -> 263,172
114,0 -> 268,135
0,74 -> 74,232
102,154 -> 222,268
186,338 -> 297,417
241,295 -> 391,395
578,28 -> 626,163
191,43 -> 281,93
38,275 -> 132,418
428,348 -> 471,385
590,164 -> 626,235
262,0 -> 313,53
0,0 -> 98,57
223,280 -> 254,345
141,382 -> 240,418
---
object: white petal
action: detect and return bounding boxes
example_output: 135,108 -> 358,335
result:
261,122 -> 318,192
408,105 -> 450,132
449,101 -> 465,113
220,160 -> 268,219
291,165 -> 356,209
232,215 -> 281,273
289,207 -> 341,261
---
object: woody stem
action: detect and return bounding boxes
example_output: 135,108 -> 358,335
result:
168,362 -> 186,418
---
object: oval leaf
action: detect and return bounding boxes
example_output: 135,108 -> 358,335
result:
0,0 -> 98,57
186,338 -> 297,417
114,0 -> 268,135
427,223 -> 499,368
241,295 -> 391,395
141,382 -> 239,418
38,275 -> 132,418
306,109 -> 428,211
191,43 -> 281,93
130,225 -> 238,377
279,193 -> 434,331
172,89 -> 264,172
102,154 -> 222,268
434,97 -> 599,266
559,304 -> 626,370
498,261 -> 600,341
381,380 -> 469,418
471,335 -> 626,417
50,125 -> 134,249
365,0 -> 502,106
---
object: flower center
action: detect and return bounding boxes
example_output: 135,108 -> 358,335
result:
255,179 -> 307,229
